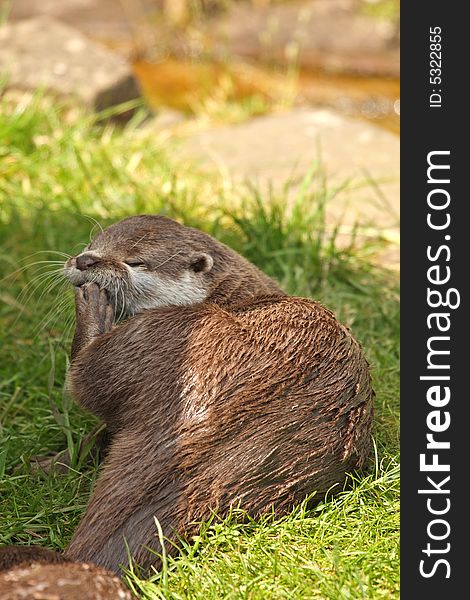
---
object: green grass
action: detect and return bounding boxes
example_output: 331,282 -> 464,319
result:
359,0 -> 400,22
0,96 -> 399,598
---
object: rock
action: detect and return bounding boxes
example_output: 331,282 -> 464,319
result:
179,108 -> 399,266
8,1 -> 399,79
208,1 -> 399,77
8,0 -> 147,45
7,0 -> 161,57
0,561 -> 135,600
0,17 -> 141,112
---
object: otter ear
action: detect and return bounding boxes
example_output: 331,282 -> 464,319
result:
189,252 -> 214,273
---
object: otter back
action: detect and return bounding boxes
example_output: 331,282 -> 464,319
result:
65,295 -> 373,574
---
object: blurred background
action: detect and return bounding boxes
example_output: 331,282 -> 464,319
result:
5,0 -> 400,130
1,0 -> 400,267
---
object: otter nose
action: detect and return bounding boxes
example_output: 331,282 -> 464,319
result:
76,253 -> 99,271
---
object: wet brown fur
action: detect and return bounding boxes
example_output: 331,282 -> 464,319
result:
0,545 -> 67,572
0,560 -> 135,599
62,218 -> 374,575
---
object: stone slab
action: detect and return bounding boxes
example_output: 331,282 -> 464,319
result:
0,17 -> 141,111
179,108 -> 400,265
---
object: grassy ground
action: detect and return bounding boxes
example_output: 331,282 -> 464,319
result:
0,96 -> 399,598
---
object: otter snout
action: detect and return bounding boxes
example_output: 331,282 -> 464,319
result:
76,253 -> 100,271
63,252 -> 103,287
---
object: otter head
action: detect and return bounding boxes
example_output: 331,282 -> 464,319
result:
63,215 -> 217,317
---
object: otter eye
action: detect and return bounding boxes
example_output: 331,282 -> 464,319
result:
125,260 -> 146,268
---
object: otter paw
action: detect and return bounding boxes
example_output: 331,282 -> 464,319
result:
72,284 -> 114,358
75,283 -> 114,337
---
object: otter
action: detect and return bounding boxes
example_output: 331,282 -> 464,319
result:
63,214 -> 283,328
0,549 -> 135,599
0,545 -> 67,572
59,214 -> 373,574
